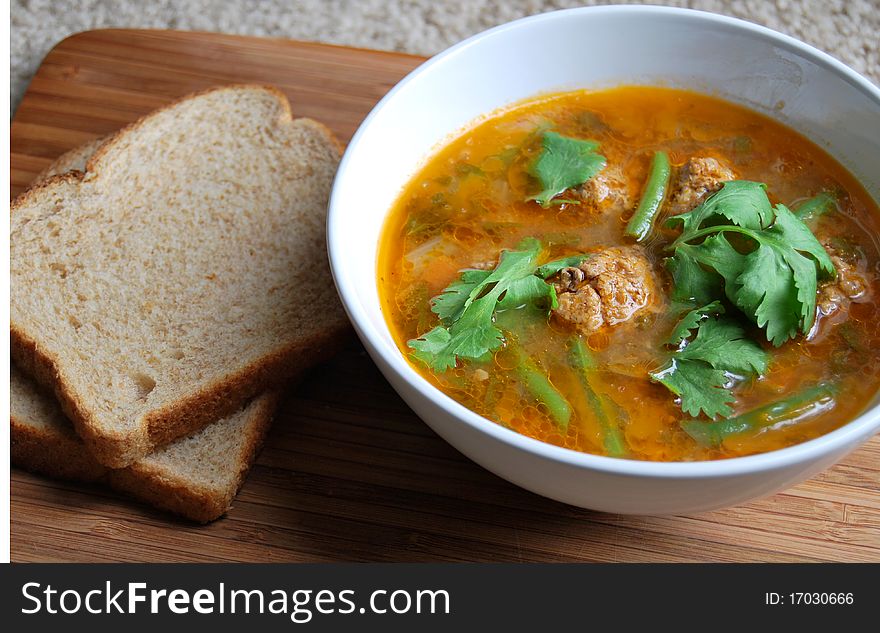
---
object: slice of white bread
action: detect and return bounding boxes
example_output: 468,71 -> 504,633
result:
11,84 -> 349,467
11,366 -> 279,522
33,136 -> 107,181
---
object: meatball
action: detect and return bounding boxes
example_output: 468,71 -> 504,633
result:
669,157 -> 736,212
574,167 -> 631,213
817,239 -> 868,316
552,246 -> 654,334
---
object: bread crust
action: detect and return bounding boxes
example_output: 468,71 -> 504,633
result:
11,391 -> 281,522
10,84 -> 349,468
11,413 -> 108,483
11,317 -> 350,467
106,391 -> 281,523
32,136 -> 107,182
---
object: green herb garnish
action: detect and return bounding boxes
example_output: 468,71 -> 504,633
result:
650,307 -> 768,419
535,254 -> 590,279
666,181 -> 835,346
666,300 -> 725,346
528,131 -> 606,207
408,238 -> 588,372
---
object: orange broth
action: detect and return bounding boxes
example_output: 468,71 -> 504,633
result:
377,86 -> 880,461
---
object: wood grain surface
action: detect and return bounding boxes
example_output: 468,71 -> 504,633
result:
9,29 -> 880,563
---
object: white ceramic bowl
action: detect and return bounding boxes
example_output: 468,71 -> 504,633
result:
328,6 -> 880,514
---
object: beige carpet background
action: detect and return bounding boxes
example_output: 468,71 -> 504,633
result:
11,0 -> 880,113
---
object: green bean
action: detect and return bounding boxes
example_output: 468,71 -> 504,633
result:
794,192 -> 836,225
510,345 -> 572,431
681,383 -> 838,448
625,151 -> 671,242
570,338 -> 628,457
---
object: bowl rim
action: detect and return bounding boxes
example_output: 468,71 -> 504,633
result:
328,4 -> 880,480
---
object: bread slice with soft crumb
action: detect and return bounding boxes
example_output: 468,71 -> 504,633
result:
11,128 -> 304,522
33,136 -> 107,182
11,366 -> 278,522
11,84 -> 349,468
11,367 -> 108,483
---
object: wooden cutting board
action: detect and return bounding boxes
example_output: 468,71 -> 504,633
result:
10,29 -> 880,562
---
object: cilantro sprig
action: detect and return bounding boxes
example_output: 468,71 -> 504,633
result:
651,305 -> 769,419
666,181 -> 835,346
666,300 -> 725,346
407,238 -> 588,372
528,131 -> 606,207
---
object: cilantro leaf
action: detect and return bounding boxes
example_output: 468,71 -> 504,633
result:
667,301 -> 725,345
767,204 -> 837,333
676,233 -> 747,285
433,237 -> 543,323
407,326 -> 455,371
676,232 -> 799,345
727,206 -> 833,344
430,269 -> 491,324
408,238 -> 589,372
650,311 -> 768,419
732,241 -> 801,345
667,182 -> 837,346
651,358 -> 736,419
666,180 -> 772,233
677,318 -> 768,376
528,131 -> 606,207
470,237 -> 544,306
767,203 -> 835,276
409,295 -> 502,372
668,233 -> 747,305
496,274 -> 558,311
536,254 -> 590,279
666,247 -> 723,305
